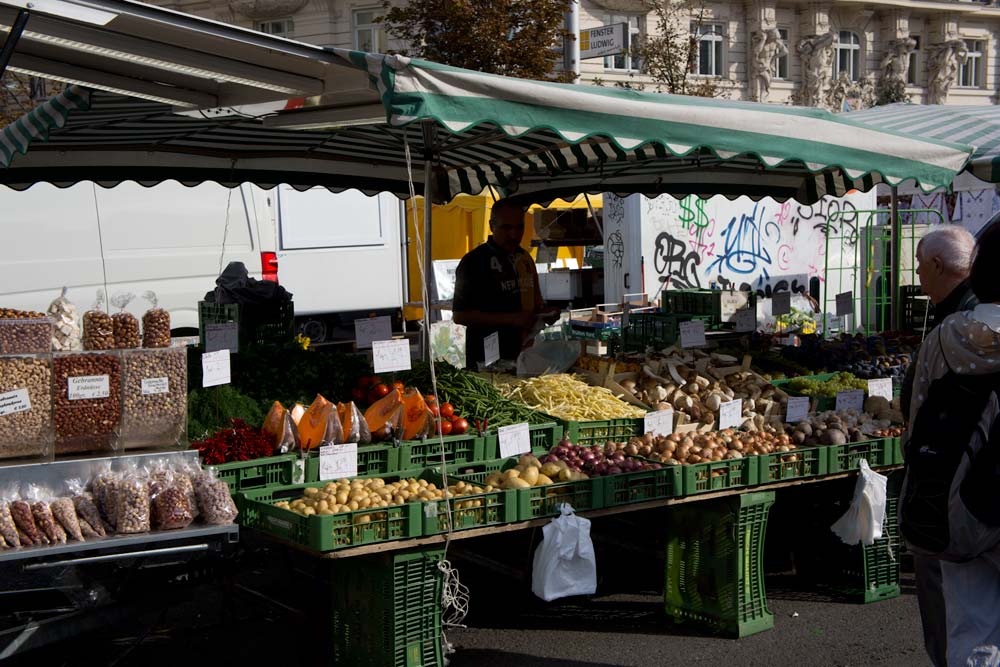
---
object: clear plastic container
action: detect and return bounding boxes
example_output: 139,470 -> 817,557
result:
52,351 -> 122,456
0,318 -> 53,354
0,354 -> 53,462
121,348 -> 187,450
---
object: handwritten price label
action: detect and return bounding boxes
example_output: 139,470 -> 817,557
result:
836,291 -> 854,317
836,389 -> 865,413
868,378 -> 893,401
772,292 -> 791,316
679,320 -> 706,348
68,375 -> 110,400
0,388 -> 30,417
372,339 -> 412,374
735,308 -> 756,333
644,409 -> 674,437
785,396 -> 810,423
483,332 -> 500,367
498,423 -> 531,458
718,399 -> 743,430
205,322 -> 238,353
201,350 -> 231,388
354,316 -> 392,350
319,443 -> 358,481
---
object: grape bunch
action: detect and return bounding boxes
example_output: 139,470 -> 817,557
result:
788,372 -> 868,398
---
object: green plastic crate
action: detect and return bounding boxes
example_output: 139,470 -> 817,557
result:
327,549 -> 445,667
564,419 -> 645,448
682,456 -> 759,495
770,372 -> 839,412
480,422 -> 564,459
198,299 -> 295,350
891,436 -> 904,465
208,454 -> 298,493
422,486 -> 518,535
621,313 -> 709,352
665,491 -> 775,637
757,445 -> 827,483
602,464 -> 683,508
305,444 -> 401,482
826,437 -> 894,473
240,477 -> 423,552
397,434 -> 483,470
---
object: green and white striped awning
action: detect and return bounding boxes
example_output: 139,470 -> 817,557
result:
848,103 -> 1000,183
0,50 -> 974,204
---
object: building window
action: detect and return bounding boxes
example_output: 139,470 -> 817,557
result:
603,15 -> 643,71
774,28 -> 789,79
693,23 -> 725,77
256,18 -> 293,38
959,39 -> 984,88
354,9 -> 386,53
907,36 -> 921,86
834,30 -> 862,81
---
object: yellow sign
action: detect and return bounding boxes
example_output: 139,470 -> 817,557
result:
579,30 -> 589,53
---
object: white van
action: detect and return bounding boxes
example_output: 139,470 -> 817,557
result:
2,181 -> 404,341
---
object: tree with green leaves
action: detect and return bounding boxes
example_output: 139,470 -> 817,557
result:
380,0 -> 573,81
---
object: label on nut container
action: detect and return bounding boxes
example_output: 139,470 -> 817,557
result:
141,377 -> 170,395
0,388 -> 31,416
68,375 -> 110,400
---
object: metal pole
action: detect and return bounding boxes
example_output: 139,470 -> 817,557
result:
890,187 -> 900,331
0,10 -> 29,80
423,159 -> 433,360
566,1 -> 580,82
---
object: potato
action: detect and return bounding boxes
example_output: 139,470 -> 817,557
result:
503,477 -> 531,489
520,466 -> 540,485
502,469 -> 521,480
519,454 -> 541,468
484,472 -> 503,487
536,474 -> 554,486
540,462 -> 562,478
558,468 -> 573,482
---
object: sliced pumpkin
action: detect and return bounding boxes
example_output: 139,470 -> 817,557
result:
290,403 -> 307,426
338,401 -> 372,445
401,388 -> 435,441
263,401 -> 287,447
298,394 -> 334,450
365,388 -> 404,441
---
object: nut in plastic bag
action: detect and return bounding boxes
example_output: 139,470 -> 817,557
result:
194,468 -> 237,525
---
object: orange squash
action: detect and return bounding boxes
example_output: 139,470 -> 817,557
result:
401,388 -> 435,441
365,388 -> 404,441
263,401 -> 287,447
338,401 -> 372,445
298,394 -> 334,450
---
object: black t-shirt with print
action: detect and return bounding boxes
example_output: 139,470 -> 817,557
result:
453,238 -> 538,368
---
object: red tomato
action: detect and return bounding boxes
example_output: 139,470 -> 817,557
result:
450,418 -> 469,435
429,405 -> 441,418
440,420 -> 453,436
368,383 -> 391,404
357,376 -> 375,389
440,402 -> 455,419
425,394 -> 438,405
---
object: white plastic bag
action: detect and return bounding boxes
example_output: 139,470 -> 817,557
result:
831,459 -> 888,546
531,504 -> 597,601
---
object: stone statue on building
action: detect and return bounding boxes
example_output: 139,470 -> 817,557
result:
749,26 -> 788,102
880,36 -> 917,87
797,32 -> 836,107
926,38 -> 969,104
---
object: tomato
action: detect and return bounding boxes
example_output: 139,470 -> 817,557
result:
429,405 -> 440,418
350,387 -> 366,404
440,402 -> 455,419
368,383 -> 391,404
424,395 -> 438,407
450,418 -> 469,435
439,420 -> 453,436
357,376 -> 375,389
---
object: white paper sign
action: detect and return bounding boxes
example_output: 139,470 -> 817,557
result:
735,308 -> 756,333
836,291 -> 854,317
141,377 -> 169,395
205,322 -> 239,353
718,399 -> 743,430
319,442 -> 358,481
483,332 -> 500,367
201,350 -> 231,388
720,291 -> 749,320
0,388 -> 31,417
785,396 -> 810,423
372,339 -> 412,374
868,378 -> 893,401
644,409 -> 674,437
498,422 -> 531,458
354,316 -> 393,350
835,389 -> 865,413
68,375 -> 110,400
535,245 -> 558,265
772,292 -> 791,316
679,320 -> 706,348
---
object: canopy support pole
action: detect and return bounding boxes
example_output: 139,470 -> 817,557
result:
890,186 -> 900,331
421,121 -> 438,362
0,10 -> 29,80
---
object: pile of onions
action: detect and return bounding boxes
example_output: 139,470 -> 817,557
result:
541,437 -> 663,477
642,429 -> 797,466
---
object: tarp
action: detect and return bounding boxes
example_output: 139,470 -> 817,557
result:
0,50 -> 974,205
849,103 -> 1000,183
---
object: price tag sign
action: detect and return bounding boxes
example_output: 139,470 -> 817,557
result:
735,308 -> 756,333
498,422 -> 531,458
68,375 -> 110,400
535,244 -> 558,265
372,339 -> 412,374
644,409 -> 674,437
483,332 -> 500,367
836,291 -> 854,317
785,396 -> 810,423
354,316 -> 393,350
835,389 -> 865,413
201,350 -> 231,388
772,292 -> 791,316
0,388 -> 31,417
141,377 -> 169,395
718,399 -> 743,430
679,320 -> 706,348
868,378 -> 893,401
720,291 -> 748,320
205,322 -> 239,353
319,443 -> 358,481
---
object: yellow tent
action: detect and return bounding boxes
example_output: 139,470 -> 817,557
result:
403,191 -> 601,320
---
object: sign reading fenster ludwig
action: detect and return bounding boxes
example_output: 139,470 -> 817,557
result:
579,23 -> 629,60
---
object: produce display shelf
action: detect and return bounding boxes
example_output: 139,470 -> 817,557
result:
209,453 -> 298,493
603,465 -> 683,508
563,418 -> 645,448
826,437 -> 894,473
397,434 -> 483,471
757,445 -> 827,484
422,487 -> 518,536
664,491 -> 775,637
305,443 -> 401,483
769,372 -> 840,413
682,456 -> 759,495
480,422 -> 563,459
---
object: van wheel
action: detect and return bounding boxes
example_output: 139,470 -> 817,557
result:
298,319 -> 327,344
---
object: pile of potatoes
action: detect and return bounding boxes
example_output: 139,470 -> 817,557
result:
484,454 -> 589,491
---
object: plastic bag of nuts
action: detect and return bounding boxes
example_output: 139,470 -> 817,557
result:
175,460 -> 200,521
110,293 -> 140,350
90,464 -> 120,531
83,292 -> 115,351
0,355 -> 53,461
150,467 -> 194,530
141,291 -> 170,349
115,461 -> 150,535
0,309 -> 53,354
28,483 -> 67,545
53,352 -> 121,455
193,468 -> 237,525
122,348 -> 187,450
67,478 -> 105,538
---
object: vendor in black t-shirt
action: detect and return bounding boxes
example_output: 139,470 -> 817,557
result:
453,201 -> 560,369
